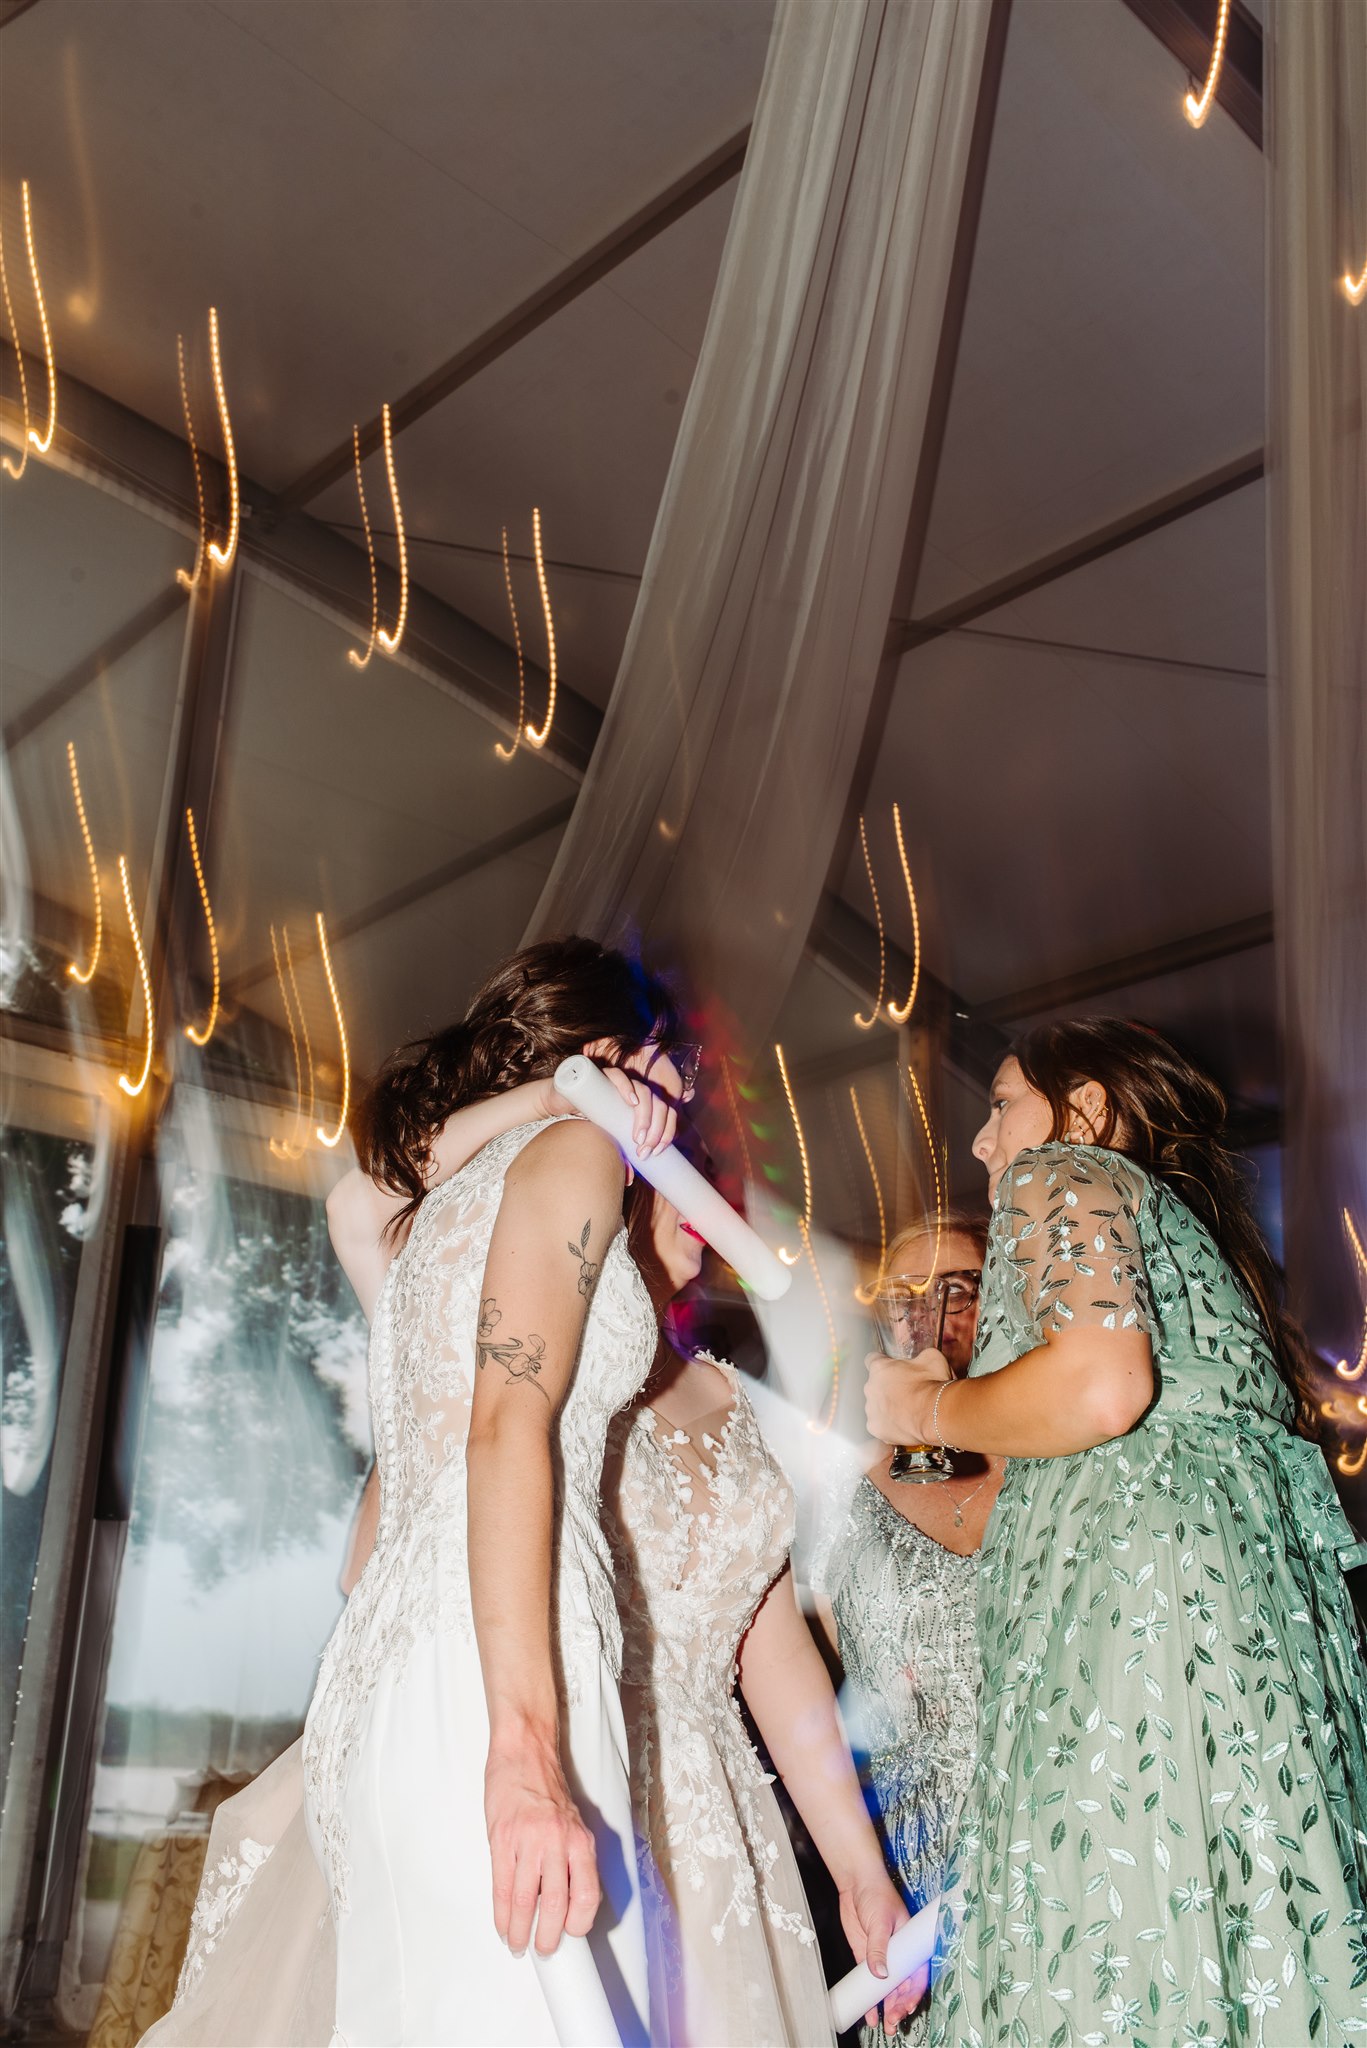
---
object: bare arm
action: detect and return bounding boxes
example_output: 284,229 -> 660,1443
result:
738,1566 -> 919,2027
865,1323 -> 1154,1461
466,1119 -> 627,1958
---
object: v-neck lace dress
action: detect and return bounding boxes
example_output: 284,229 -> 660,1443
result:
605,1357 -> 834,2047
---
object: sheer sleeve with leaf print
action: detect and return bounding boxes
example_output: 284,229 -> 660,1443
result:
994,1145 -> 1158,1348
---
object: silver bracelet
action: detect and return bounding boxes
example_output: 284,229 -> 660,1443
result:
930,1378 -> 957,1453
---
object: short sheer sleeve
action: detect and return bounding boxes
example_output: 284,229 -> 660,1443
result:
995,1146 -> 1157,1346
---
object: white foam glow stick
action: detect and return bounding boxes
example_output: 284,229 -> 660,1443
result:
533,1935 -> 623,2046
553,1056 -> 792,1303
828,1899 -> 940,2035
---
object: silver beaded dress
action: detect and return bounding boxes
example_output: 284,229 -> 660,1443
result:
819,1477 -> 981,2047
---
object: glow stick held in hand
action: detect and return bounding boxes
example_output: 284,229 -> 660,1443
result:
553,1056 -> 792,1303
828,1899 -> 940,2035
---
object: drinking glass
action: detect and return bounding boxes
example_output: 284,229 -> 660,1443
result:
872,1277 -> 950,1482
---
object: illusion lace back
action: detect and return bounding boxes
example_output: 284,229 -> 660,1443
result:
301,1119 -> 656,2047
606,1357 -> 833,2048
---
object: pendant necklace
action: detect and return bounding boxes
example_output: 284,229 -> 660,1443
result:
951,1477 -> 990,1530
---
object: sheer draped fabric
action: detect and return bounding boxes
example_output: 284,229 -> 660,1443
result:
525,0 -> 1000,1054
1266,0 -> 1367,1367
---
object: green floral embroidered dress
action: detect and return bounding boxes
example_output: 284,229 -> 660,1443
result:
930,1143 -> 1367,2048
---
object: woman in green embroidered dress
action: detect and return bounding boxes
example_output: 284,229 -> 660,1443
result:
865,1019 -> 1367,2048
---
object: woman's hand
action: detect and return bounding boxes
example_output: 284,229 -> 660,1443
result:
863,1346 -> 951,1447
838,1868 -> 922,2029
484,1726 -> 600,1958
540,1046 -> 683,1156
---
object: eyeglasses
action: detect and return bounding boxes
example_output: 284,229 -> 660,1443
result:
885,1269 -> 981,1314
671,1043 -> 702,1100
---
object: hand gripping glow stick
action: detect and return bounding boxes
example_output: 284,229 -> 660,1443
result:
553,1055 -> 792,1302
828,1899 -> 940,2035
533,1936 -> 625,2046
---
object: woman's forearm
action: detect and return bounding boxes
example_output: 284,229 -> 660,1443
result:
879,1326 -> 1154,1460
467,1422 -> 560,1745
738,1575 -> 887,1890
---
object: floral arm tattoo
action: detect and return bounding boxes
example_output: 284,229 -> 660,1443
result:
568,1219 -> 600,1299
476,1297 -> 548,1398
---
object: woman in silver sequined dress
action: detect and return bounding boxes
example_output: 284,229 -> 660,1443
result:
813,1213 -> 999,2047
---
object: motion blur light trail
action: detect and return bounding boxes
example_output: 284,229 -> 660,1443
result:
375,404 -> 409,656
0,200 -> 32,480
205,308 -> 238,570
774,1043 -> 841,1430
21,181 -> 56,456
495,525 -> 526,760
849,1084 -> 886,1305
524,508 -> 558,749
1335,1209 -> 1367,1384
886,802 -> 920,1026
347,425 -> 380,669
64,741 -> 102,986
314,912 -> 351,1149
1182,0 -> 1230,128
183,807 -> 220,1046
269,922 -> 310,1159
116,855 -> 154,1098
900,1061 -> 944,1295
1345,261 -> 1367,308
853,816 -> 886,1030
175,333 -> 207,589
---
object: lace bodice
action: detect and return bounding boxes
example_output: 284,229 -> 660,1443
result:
304,1118 -> 656,1913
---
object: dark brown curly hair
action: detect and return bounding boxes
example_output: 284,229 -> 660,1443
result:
358,937 -> 681,1223
1012,1018 -> 1307,1398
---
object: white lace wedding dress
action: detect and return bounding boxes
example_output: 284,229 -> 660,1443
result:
605,1357 -> 834,2048
301,1119 -> 656,2047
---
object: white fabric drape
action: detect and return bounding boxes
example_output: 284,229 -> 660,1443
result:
527,0 -> 999,1055
1265,0 -> 1367,1369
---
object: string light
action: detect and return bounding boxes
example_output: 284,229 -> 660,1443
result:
314,912 -> 351,1148
524,507 -> 558,748
269,922 -> 306,1158
347,425 -> 379,669
182,807 -> 220,1046
853,815 -> 886,1030
1343,262 -> 1367,309
205,307 -> 239,570
774,1043 -> 842,1428
850,1084 -> 886,1304
1334,1208 -> 1367,1383
494,525 -> 526,759
375,404 -> 409,655
886,802 -> 921,1025
116,855 -> 154,1098
0,206 -> 30,480
1183,0 -> 1230,128
21,183 -> 55,455
65,741 -> 102,985
900,1060 -> 945,1292
175,333 -> 207,589
774,1043 -> 813,1251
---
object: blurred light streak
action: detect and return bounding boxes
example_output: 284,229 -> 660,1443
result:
175,333 -> 207,589
315,912 -> 351,1148
775,1042 -> 841,1429
65,741 -> 102,985
885,802 -> 921,1025
723,1057 -> 755,1189
206,307 -> 239,570
849,1084 -> 886,1304
284,925 -> 316,1132
1183,0 -> 1230,128
1338,1435 -> 1367,1478
268,922 -> 308,1158
1345,262 -> 1367,308
375,404 -> 409,655
494,524 -> 526,759
900,1061 -> 945,1291
1334,1208 -> 1367,1382
116,855 -> 154,1098
852,816 -> 886,1030
0,206 -> 31,479
21,183 -> 55,455
347,425 -> 379,669
524,508 -> 558,748
183,807 -> 220,1046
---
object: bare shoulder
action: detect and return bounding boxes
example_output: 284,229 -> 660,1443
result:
506,1115 -> 625,1196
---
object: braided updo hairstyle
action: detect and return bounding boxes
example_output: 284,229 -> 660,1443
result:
1012,1018 -> 1307,1396
358,936 -> 681,1222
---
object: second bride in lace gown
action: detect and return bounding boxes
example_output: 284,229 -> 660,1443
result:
605,1183 -> 918,2048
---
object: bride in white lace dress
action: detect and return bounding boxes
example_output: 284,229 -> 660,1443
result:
604,1184 -> 920,2048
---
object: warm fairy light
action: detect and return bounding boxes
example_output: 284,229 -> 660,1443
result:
901,1061 -> 945,1292
269,922 -> 306,1158
182,807 -> 220,1047
21,183 -> 55,456
347,425 -> 379,669
0,209 -> 31,480
175,333 -> 207,589
853,816 -> 886,1030
774,1043 -> 813,1245
205,308 -> 239,570
774,1042 -> 841,1427
1338,1435 -> 1367,1478
116,855 -> 154,1098
524,508 -> 558,748
375,404 -> 409,655
850,1084 -> 887,1304
1183,0 -> 1230,128
1344,263 -> 1367,309
65,741 -> 102,985
1334,1208 -> 1367,1383
886,802 -> 921,1025
494,524 -> 526,760
314,912 -> 351,1148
